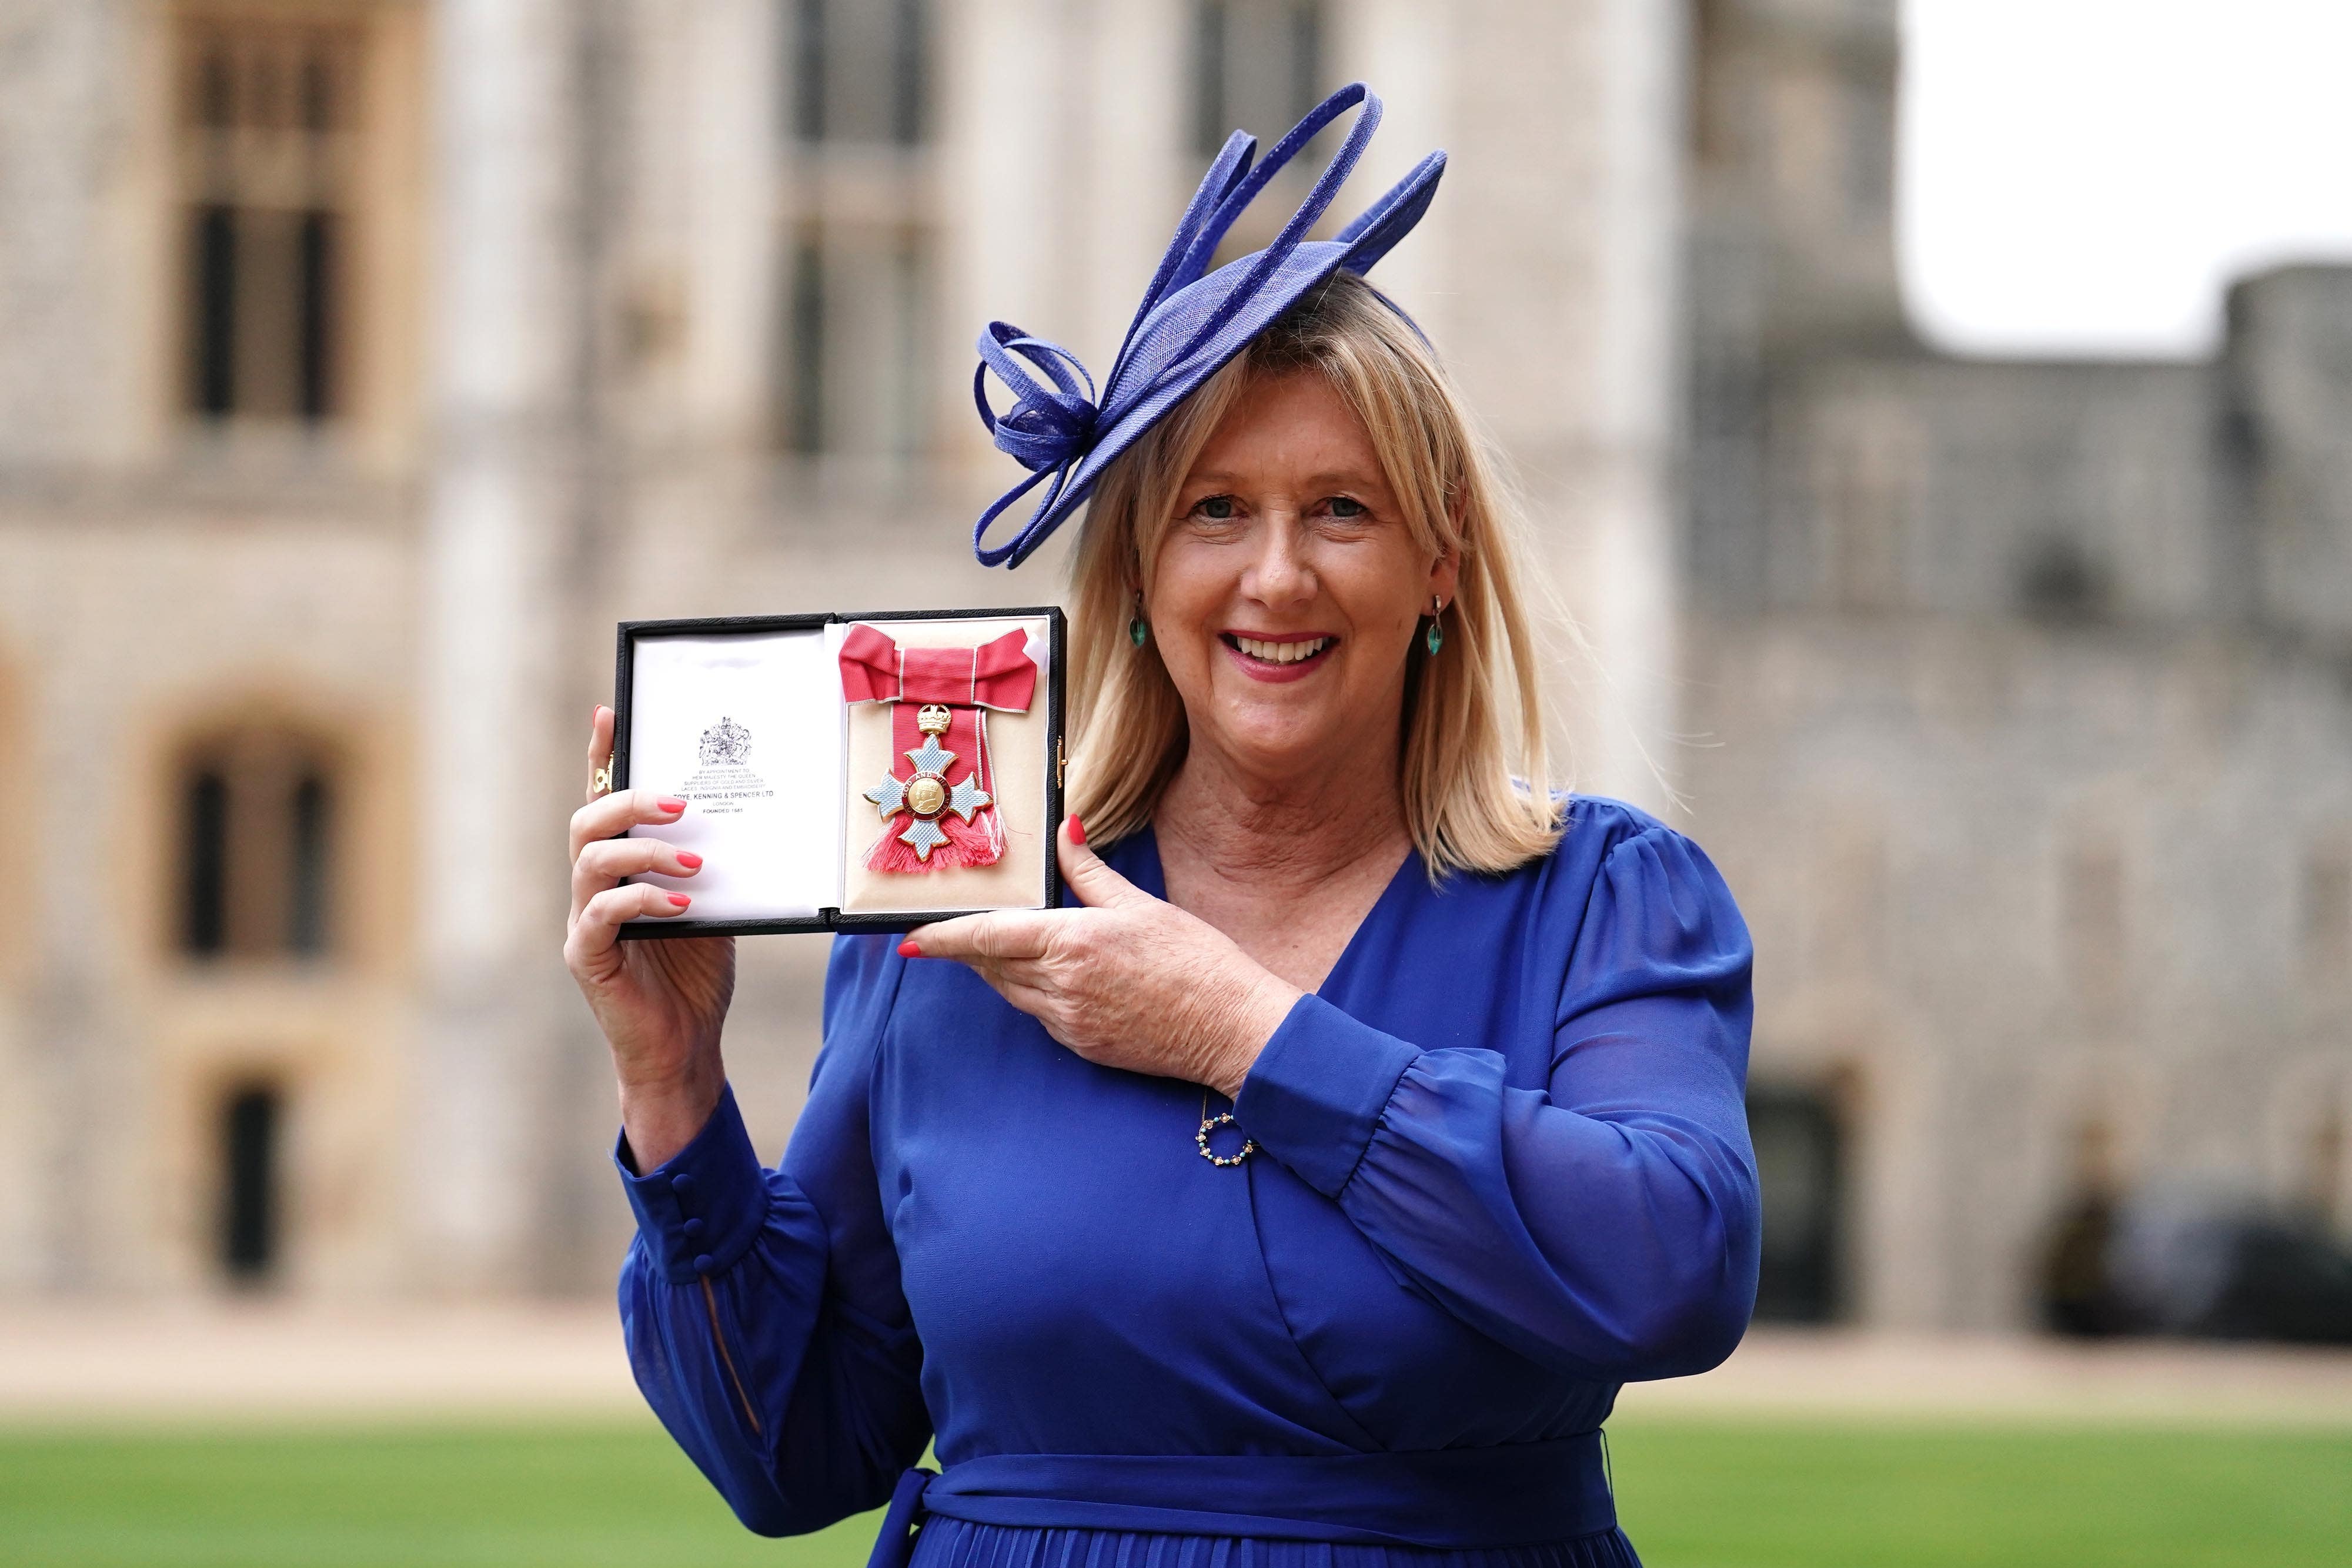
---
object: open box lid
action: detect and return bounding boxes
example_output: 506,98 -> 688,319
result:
611,608 -> 1065,937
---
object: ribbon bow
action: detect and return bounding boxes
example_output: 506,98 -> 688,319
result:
837,625 -> 1039,712
974,325 -> 1098,474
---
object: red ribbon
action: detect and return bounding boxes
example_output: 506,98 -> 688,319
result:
838,626 -> 1038,711
837,626 -> 1039,872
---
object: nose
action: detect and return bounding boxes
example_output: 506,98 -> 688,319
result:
1241,515 -> 1315,608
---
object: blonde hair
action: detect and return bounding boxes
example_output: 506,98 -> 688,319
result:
1065,271 -> 1564,878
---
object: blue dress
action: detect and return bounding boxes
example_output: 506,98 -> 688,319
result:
617,797 -> 1759,1568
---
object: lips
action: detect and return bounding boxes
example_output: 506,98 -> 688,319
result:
1218,631 -> 1338,681
1229,634 -> 1331,664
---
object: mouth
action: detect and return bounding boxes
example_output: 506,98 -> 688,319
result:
1219,631 -> 1338,681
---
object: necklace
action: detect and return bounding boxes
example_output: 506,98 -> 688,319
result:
1195,1086 -> 1256,1167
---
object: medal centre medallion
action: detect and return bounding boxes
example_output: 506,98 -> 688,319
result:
905,774 -> 948,818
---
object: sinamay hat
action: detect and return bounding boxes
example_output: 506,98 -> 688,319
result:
969,82 -> 1445,569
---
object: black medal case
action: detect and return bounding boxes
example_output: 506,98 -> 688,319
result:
608,607 -> 1067,937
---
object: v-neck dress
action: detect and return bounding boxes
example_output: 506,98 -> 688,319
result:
617,796 -> 1759,1568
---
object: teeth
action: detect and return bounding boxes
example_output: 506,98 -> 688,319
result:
1237,636 -> 1329,664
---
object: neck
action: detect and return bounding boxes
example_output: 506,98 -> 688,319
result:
1155,727 -> 1411,899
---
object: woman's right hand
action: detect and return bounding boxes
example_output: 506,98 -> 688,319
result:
566,704 -> 737,1170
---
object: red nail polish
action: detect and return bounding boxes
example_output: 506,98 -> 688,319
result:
658,796 -> 687,813
668,894 -> 691,908
1067,814 -> 1087,847
897,940 -> 922,959
677,851 -> 703,869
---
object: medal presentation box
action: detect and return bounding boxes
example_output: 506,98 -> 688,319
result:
610,609 -> 1066,937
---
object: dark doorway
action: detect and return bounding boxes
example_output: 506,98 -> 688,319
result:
220,1083 -> 283,1283
1748,1084 -> 1846,1322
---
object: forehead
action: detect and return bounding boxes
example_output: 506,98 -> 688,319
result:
1186,370 -> 1381,483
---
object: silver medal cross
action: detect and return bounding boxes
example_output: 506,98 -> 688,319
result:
861,708 -> 994,862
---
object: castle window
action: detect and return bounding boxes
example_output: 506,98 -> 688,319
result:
1686,0 -> 1738,170
1192,1 -> 1325,155
175,10 -> 364,424
1748,1083 -> 1847,1322
781,224 -> 929,462
779,1 -> 934,463
789,0 -> 927,146
176,730 -> 338,961
220,1081 -> 284,1282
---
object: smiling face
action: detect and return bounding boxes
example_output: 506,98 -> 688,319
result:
1145,370 -> 1458,789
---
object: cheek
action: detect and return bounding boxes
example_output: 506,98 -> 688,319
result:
1145,549 -> 1227,642
1324,549 -> 1432,648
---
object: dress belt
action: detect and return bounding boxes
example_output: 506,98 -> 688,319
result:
866,1433 -> 1617,1568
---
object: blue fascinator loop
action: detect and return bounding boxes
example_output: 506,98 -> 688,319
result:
969,82 -> 1446,569
974,325 -> 1098,472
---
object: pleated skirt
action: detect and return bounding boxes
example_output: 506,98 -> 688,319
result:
911,1516 -> 1643,1568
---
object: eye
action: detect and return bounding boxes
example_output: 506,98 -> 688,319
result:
1327,495 -> 1368,519
1190,494 -> 1240,522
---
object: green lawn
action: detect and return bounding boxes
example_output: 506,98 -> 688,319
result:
2,1418 -> 2346,1568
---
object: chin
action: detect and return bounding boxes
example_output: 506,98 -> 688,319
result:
1210,697 -> 1347,761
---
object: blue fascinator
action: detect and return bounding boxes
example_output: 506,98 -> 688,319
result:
969,82 -> 1445,569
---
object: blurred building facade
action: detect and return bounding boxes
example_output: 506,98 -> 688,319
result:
0,0 -> 1680,1298
2,0 -> 2343,1334
1684,0 -> 2352,1328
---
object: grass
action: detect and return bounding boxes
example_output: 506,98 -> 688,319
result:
1,1417 -> 2346,1568
1607,1419 -> 2352,1567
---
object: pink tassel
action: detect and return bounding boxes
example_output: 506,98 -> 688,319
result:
864,809 -> 1006,874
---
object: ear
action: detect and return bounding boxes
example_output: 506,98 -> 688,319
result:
1427,549 -> 1461,611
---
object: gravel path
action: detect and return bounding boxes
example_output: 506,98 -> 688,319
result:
1,1306 -> 2346,1427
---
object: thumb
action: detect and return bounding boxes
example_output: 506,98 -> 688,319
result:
1057,815 -> 1147,908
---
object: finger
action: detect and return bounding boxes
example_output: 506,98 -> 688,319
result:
935,951 -> 1051,1020
991,975 -> 1057,1025
1057,815 -> 1147,909
586,705 -> 616,803
569,881 -> 694,959
569,788 -> 689,861
904,911 -> 1057,964
572,835 -> 703,915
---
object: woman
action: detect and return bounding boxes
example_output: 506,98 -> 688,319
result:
566,86 -> 1758,1568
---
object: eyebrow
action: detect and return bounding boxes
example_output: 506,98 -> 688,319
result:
1181,469 -> 1390,491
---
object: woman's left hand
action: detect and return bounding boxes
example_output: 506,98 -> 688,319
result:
904,820 -> 1301,1096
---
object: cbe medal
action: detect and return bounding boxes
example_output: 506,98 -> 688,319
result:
838,626 -> 1040,873
861,703 -> 996,862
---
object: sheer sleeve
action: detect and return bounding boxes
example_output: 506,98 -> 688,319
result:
1234,824 -> 1760,1382
616,935 -> 931,1534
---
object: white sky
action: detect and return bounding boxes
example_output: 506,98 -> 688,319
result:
1900,0 -> 2352,359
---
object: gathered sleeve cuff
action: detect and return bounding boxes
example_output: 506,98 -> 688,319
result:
1235,995 -> 1422,1199
616,1084 -> 772,1286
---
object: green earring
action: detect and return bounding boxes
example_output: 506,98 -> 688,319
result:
1425,596 -> 1444,656
1128,597 -> 1148,648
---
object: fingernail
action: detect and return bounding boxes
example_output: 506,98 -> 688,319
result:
1067,814 -> 1087,847
668,894 -> 691,908
676,851 -> 703,869
658,796 -> 687,813
897,940 -> 922,959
